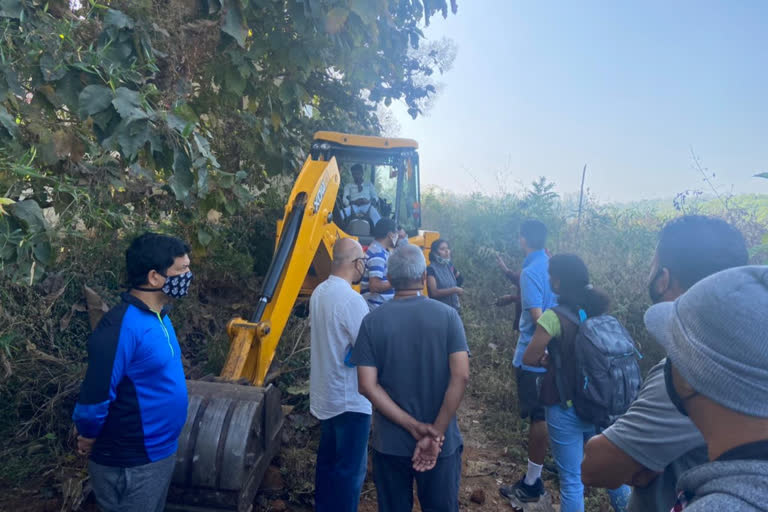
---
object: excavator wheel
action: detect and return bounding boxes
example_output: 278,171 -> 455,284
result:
166,380 -> 283,512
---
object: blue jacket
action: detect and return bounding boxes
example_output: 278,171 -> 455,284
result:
72,293 -> 188,467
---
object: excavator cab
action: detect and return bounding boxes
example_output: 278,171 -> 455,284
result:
168,132 -> 437,511
311,132 -> 422,245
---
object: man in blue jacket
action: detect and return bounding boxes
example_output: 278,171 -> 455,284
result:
72,232 -> 192,512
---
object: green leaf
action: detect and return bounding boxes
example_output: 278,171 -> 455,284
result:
166,113 -> 187,133
78,85 -> 114,117
349,0 -> 378,25
92,108 -> 117,131
114,119 -> 151,159
104,9 -> 135,29
324,7 -> 349,34
193,133 -> 219,167
197,165 -> 209,196
0,106 -> 20,140
0,73 -> 8,102
33,240 -> 52,265
10,200 -> 46,233
169,149 -> 194,200
112,87 -> 149,123
224,66 -> 246,96
0,0 -> 22,19
1,66 -> 23,97
754,172 -> 768,180
197,228 -> 213,247
221,0 -> 247,48
40,55 -> 67,82
54,72 -> 82,111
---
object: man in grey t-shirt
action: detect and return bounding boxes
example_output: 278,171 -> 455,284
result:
582,215 -> 748,511
352,244 -> 470,512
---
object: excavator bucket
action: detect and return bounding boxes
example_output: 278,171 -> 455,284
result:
167,380 -> 283,511
164,132 -> 436,510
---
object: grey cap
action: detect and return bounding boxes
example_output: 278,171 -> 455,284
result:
644,265 -> 768,418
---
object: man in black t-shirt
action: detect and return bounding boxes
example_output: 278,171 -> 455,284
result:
352,244 -> 470,512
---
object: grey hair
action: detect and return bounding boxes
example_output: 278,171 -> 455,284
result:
387,244 -> 426,288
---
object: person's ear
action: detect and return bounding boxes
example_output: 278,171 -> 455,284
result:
671,363 -> 696,398
421,271 -> 427,285
654,268 -> 671,296
145,269 -> 166,288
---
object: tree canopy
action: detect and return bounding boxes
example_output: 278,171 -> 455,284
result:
0,0 -> 457,282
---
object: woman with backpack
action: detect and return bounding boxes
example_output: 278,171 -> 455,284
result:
426,239 -> 464,311
522,254 -> 632,512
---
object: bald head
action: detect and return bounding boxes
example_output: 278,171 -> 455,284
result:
333,238 -> 364,266
331,238 -> 365,284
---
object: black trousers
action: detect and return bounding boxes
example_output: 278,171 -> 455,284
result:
372,445 -> 462,512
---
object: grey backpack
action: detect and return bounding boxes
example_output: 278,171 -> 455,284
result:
552,307 -> 642,429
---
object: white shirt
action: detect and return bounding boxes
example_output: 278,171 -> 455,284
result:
343,182 -> 378,207
309,275 -> 372,420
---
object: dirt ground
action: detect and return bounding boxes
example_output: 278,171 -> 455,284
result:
258,395 -> 563,512
0,396 -> 571,512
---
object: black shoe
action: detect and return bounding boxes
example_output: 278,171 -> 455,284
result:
499,476 -> 544,503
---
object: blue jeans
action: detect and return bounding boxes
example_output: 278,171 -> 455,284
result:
315,412 -> 371,512
546,405 -> 630,512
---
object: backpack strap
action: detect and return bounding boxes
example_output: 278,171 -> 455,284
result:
549,306 -> 581,410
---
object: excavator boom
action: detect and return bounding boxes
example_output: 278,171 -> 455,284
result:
168,132 -> 439,511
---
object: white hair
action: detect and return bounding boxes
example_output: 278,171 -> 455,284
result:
387,244 -> 426,286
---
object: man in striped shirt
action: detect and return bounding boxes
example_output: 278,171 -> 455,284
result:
361,218 -> 398,310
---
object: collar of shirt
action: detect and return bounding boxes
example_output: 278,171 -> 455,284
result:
368,239 -> 386,254
121,292 -> 171,316
327,275 -> 351,287
523,248 -> 548,268
716,439 -> 768,463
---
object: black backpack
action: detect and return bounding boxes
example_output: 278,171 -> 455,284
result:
550,307 -> 642,429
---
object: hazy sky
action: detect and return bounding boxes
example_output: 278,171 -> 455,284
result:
391,1 -> 768,202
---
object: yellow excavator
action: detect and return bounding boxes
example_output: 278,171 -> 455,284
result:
167,132 -> 440,511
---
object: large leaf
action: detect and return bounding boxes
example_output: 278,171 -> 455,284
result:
112,87 -> 149,123
193,132 -> 219,167
0,106 -> 19,139
0,73 -> 7,102
40,54 -> 67,82
54,71 -> 83,111
1,66 -> 24,97
169,149 -> 194,200
0,0 -> 22,19
10,200 -> 46,233
79,85 -> 114,117
32,239 -> 52,265
114,119 -> 151,159
325,7 -> 349,34
349,0 -> 379,25
104,9 -> 135,30
221,0 -> 247,48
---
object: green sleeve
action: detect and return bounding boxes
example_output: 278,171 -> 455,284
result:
537,309 -> 562,338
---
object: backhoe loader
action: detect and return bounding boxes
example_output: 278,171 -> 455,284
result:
167,131 -> 440,511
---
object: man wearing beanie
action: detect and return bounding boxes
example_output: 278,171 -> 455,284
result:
644,265 -> 768,511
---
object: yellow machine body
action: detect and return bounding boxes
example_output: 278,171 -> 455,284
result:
221,131 -> 438,387
169,132 -> 438,511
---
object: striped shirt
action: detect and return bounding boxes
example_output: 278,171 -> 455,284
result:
361,240 -> 394,309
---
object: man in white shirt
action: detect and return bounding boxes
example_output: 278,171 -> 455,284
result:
310,237 -> 373,512
343,164 -> 381,226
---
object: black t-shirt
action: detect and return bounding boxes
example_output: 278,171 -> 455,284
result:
351,296 -> 468,457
